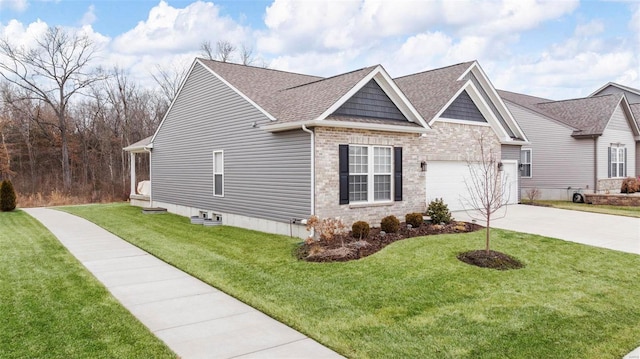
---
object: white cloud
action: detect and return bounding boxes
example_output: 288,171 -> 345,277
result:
81,5 -> 97,26
0,18 -> 48,48
0,0 -> 28,12
574,20 -> 604,37
112,0 -> 249,56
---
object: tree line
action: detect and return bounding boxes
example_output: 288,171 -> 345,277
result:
0,26 -> 254,204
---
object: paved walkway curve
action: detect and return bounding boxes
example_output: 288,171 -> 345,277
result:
25,208 -> 343,359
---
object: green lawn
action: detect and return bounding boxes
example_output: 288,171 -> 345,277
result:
0,210 -> 175,359
63,203 -> 640,359
536,200 -> 640,218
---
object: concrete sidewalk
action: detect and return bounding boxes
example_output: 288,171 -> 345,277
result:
453,204 -> 640,255
25,208 -> 343,359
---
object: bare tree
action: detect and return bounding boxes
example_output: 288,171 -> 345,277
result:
239,44 -> 255,65
0,27 -> 107,190
199,40 -> 215,60
216,40 -> 236,62
150,63 -> 188,105
463,134 -> 510,253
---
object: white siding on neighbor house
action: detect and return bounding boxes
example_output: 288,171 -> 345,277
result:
505,103 -> 594,200
152,62 -> 312,223
597,104 -> 636,180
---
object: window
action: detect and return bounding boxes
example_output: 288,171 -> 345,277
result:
348,145 -> 392,203
609,146 -> 626,178
520,149 -> 532,177
213,150 -> 224,196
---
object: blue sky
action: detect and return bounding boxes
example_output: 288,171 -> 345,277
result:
1,0 -> 638,99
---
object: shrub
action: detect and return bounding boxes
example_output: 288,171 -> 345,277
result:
351,221 -> 370,239
0,180 -> 16,211
405,212 -> 424,228
380,215 -> 400,233
620,177 -> 639,194
427,198 -> 452,224
525,188 -> 540,204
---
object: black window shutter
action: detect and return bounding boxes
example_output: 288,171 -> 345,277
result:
394,147 -> 403,202
624,147 -> 627,177
339,144 -> 349,204
607,147 -> 611,178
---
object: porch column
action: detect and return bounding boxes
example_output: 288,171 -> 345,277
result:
130,152 -> 136,196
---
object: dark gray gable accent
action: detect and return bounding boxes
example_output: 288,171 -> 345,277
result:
441,90 -> 487,123
464,72 -> 517,137
333,80 -> 407,121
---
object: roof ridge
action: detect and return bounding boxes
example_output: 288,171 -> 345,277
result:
280,65 -> 379,91
197,57 -> 323,79
538,93 -> 620,105
394,61 -> 474,80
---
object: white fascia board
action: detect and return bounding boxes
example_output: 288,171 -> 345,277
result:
619,97 -> 640,136
150,59 -> 198,144
198,60 -> 277,122
312,66 -> 430,130
467,63 -> 530,142
262,119 -> 430,134
429,85 -> 464,126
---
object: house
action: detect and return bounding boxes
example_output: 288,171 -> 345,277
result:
499,87 -> 640,201
125,59 -> 528,237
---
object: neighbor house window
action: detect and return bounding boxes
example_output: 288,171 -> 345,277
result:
609,146 -> 626,178
348,145 -> 392,203
520,149 -> 532,177
213,150 -> 224,196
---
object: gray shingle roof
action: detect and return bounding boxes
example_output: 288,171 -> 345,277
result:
498,89 -> 624,136
394,62 -> 474,122
630,103 -> 640,128
198,59 -> 379,124
123,135 -> 152,152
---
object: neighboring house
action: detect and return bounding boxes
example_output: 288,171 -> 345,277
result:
499,88 -> 640,201
125,59 -> 527,237
590,82 -> 640,175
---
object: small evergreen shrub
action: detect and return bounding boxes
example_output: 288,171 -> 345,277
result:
0,180 -> 16,211
427,198 -> 452,224
620,177 -> 639,194
405,213 -> 424,228
380,215 -> 400,233
351,221 -> 370,239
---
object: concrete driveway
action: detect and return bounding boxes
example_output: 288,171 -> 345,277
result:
453,204 -> 640,255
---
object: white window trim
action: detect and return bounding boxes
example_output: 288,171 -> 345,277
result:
610,146 -> 625,178
521,148 -> 532,178
349,145 -> 393,204
213,150 -> 224,197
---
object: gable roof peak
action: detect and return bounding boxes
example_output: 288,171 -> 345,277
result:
394,60 -> 475,80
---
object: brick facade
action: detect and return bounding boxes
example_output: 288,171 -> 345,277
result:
313,122 -> 501,227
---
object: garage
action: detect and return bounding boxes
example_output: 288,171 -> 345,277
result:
425,161 -> 518,212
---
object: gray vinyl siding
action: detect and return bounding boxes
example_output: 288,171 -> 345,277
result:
637,142 -> 640,177
465,73 -> 516,137
441,90 -> 487,122
334,80 -> 406,120
506,103 -> 595,196
596,86 -> 640,104
597,104 -> 636,179
501,144 -> 522,201
152,62 -> 311,223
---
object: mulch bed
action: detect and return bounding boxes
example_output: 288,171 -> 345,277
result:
457,249 -> 524,270
297,221 -> 483,262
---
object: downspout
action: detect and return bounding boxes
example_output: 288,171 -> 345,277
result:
593,136 -> 598,193
301,125 -> 315,215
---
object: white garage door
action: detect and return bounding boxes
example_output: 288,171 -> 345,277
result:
425,161 -> 518,212
425,161 -> 475,212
